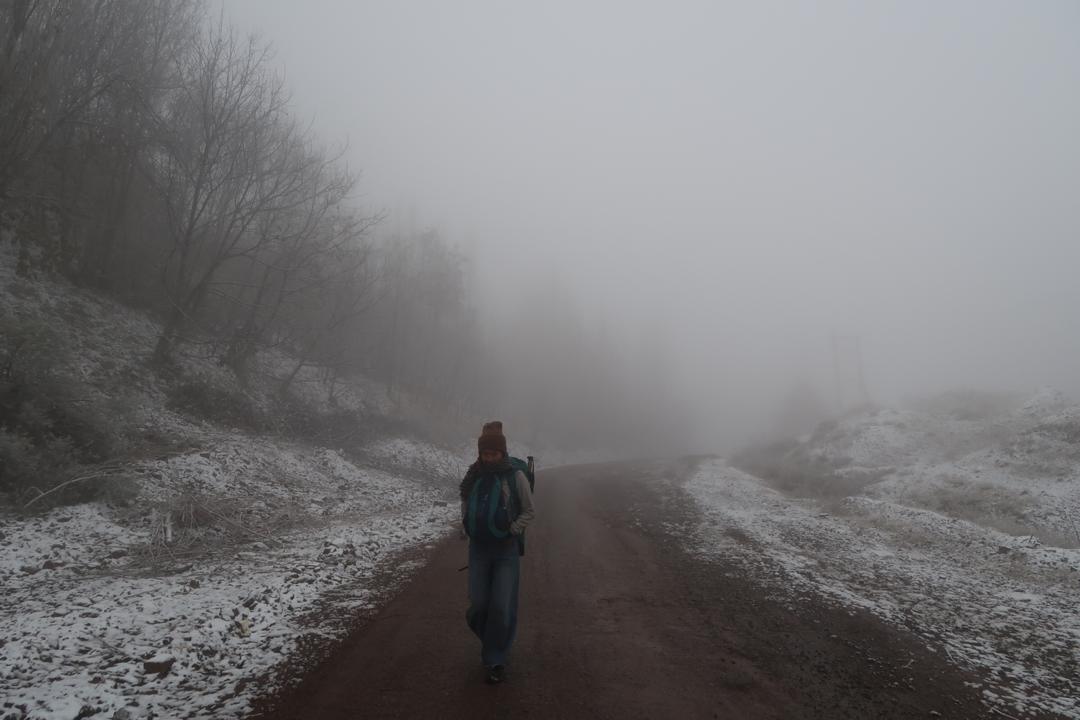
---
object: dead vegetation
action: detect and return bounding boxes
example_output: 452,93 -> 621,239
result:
730,436 -> 886,499
733,399 -> 1080,549
121,492 -> 304,573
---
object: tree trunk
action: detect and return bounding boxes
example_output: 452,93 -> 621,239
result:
83,149 -> 136,289
153,305 -> 184,365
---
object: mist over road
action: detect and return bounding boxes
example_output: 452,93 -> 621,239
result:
252,460 -> 991,719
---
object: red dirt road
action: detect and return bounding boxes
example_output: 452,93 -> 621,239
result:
252,460 -> 994,719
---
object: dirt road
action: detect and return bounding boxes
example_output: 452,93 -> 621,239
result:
251,460 -> 994,719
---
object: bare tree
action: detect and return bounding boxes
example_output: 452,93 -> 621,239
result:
75,1 -> 202,290
212,142 -> 374,379
276,222 -> 379,395
145,18 -> 311,362
0,1 -> 201,280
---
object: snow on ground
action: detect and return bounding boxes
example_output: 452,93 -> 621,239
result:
359,437 -> 469,484
356,436 -> 605,481
686,458 -> 1080,719
1,231 -> 493,720
755,390 -> 1080,547
0,439 -> 469,720
862,404 -> 1080,546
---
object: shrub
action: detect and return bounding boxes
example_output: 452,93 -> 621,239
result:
730,437 -> 874,498
895,477 -> 1080,549
166,374 -> 264,431
0,428 -> 79,501
279,397 -> 365,445
0,314 -> 135,505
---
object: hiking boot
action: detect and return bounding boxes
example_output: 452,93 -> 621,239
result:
485,664 -> 505,684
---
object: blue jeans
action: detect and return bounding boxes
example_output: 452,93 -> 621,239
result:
466,538 -> 520,667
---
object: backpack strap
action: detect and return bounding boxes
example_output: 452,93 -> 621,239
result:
486,475 -> 509,538
506,469 -> 520,517
466,475 -> 482,538
506,470 -> 526,556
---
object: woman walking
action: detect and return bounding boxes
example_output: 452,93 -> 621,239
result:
459,421 -> 535,684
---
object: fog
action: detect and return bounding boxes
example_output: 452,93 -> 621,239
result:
222,0 -> 1080,451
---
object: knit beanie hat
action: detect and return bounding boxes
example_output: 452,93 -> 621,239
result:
477,421 -> 508,456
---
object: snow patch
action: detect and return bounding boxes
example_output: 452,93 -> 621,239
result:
685,459 -> 1080,719
0,437 -> 471,719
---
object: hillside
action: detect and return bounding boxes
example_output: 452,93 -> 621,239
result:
702,391 -> 1080,717
734,389 -> 1080,547
0,245 -> 480,719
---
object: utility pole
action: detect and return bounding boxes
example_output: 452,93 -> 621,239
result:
831,333 -> 871,413
831,334 -> 843,413
855,335 -> 870,407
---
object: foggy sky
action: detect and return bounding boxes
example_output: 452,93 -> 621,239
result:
222,0 -> 1080,447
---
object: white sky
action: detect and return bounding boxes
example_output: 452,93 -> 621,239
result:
222,0 -> 1080,444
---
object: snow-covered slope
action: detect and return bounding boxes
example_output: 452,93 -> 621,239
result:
738,390 -> 1080,547
0,437 -> 469,719
702,391 -> 1080,718
687,459 -> 1080,719
0,234 -> 479,718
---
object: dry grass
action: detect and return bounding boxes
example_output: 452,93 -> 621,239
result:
841,478 -> 1080,550
126,493 -> 308,572
903,477 -> 1072,544
730,438 -> 887,499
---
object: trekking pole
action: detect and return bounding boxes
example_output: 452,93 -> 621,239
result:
1065,507 -> 1080,546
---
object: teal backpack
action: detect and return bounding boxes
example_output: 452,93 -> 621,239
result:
509,455 -> 536,493
464,456 -> 535,555
510,455 -> 535,556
